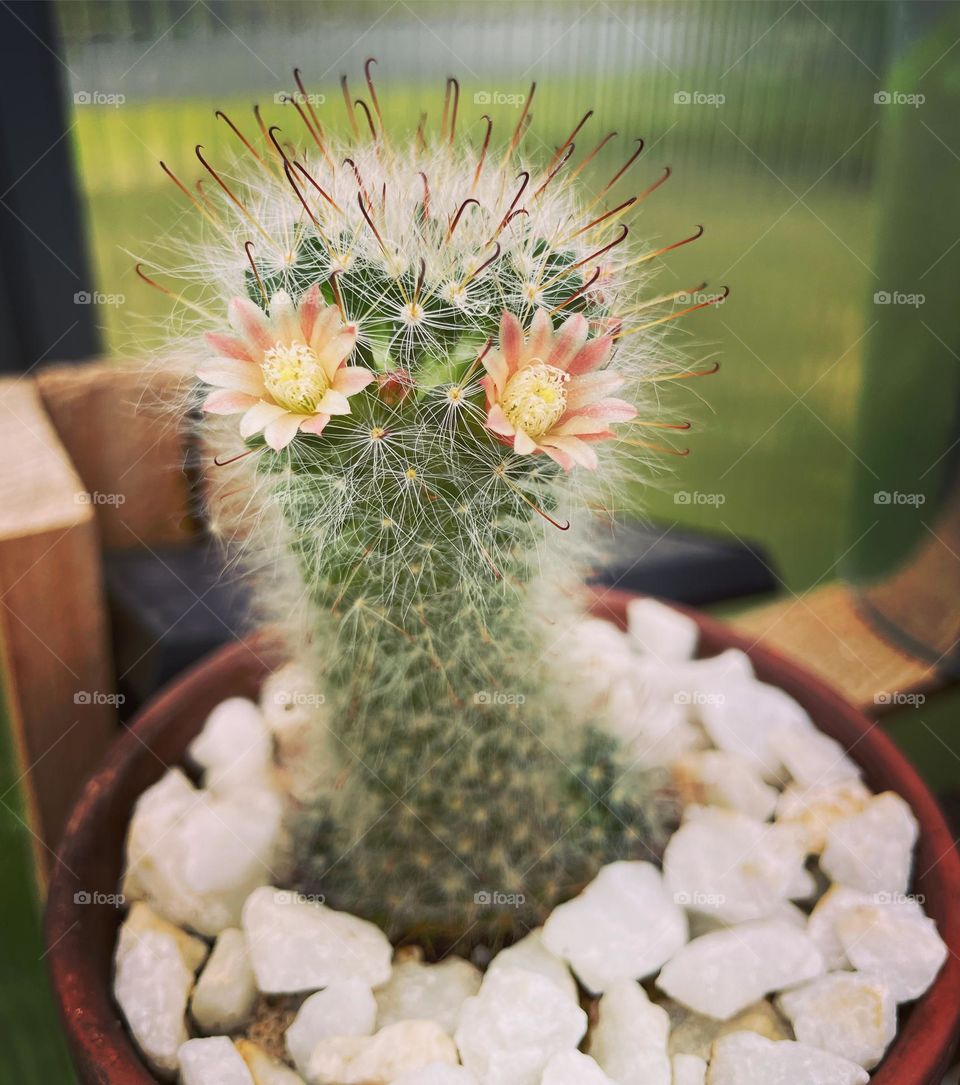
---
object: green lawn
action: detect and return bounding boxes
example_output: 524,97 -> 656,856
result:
69,91 -> 877,593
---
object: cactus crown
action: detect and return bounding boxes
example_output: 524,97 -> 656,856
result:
151,66 -> 722,943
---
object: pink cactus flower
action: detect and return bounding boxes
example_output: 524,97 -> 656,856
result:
199,284 -> 374,450
482,309 -> 637,470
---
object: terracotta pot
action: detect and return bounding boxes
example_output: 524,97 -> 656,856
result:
46,591 -> 960,1084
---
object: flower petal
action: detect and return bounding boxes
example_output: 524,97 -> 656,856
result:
314,389 -> 351,415
229,296 -> 274,353
526,308 -> 554,364
499,310 -> 524,373
485,403 -> 516,437
567,396 -> 638,423
204,331 -> 256,362
240,400 -> 288,438
268,290 -> 299,344
309,306 -> 346,354
566,335 -> 613,376
549,313 -> 589,370
483,350 -> 509,397
318,328 -> 358,378
203,390 -> 259,415
331,366 -> 375,396
263,413 -> 304,450
513,428 -> 537,455
197,361 -> 265,395
299,413 -> 332,436
564,371 -> 626,410
540,442 -> 575,471
298,283 -> 323,342
540,434 -> 599,469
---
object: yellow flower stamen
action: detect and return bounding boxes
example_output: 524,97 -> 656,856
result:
262,341 -> 330,413
501,362 -> 569,438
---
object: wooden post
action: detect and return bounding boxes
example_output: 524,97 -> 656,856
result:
36,362 -> 196,550
0,379 -> 115,879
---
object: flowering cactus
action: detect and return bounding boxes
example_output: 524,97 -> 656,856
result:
152,66 -> 723,941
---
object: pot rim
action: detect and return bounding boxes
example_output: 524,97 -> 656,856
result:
45,591 -> 960,1084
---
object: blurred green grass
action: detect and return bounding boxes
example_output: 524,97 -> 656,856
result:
69,89 -> 877,593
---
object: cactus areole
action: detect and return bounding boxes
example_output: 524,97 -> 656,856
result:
154,64 -> 725,943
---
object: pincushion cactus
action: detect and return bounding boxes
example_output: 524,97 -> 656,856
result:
150,67 -> 724,942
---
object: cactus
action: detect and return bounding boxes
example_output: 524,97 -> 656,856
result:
154,68 -> 723,943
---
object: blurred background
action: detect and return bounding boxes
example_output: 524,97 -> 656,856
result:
0,1 -> 958,1080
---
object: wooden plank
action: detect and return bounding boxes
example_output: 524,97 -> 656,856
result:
0,378 -> 115,875
36,362 -> 196,550
732,582 -> 941,713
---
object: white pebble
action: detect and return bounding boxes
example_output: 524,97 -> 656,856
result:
542,861 -> 687,994
671,1053 -> 707,1085
541,1050 -> 618,1085
661,996 -> 790,1060
588,980 -> 671,1085
820,791 -> 918,896
391,1064 -> 479,1085
454,968 -> 587,1085
188,697 -> 273,795
486,928 -> 577,1002
707,1031 -> 869,1085
113,905 -> 207,1078
804,886 -> 905,971
286,979 -> 377,1076
606,678 -> 704,767
242,886 -> 392,994
656,920 -> 823,1020
179,1038 -> 254,1085
123,769 -> 284,937
673,751 -> 779,822
375,954 -> 481,1034
663,807 -> 812,923
836,901 -> 947,1002
777,971 -> 896,1069
768,726 -> 860,789
192,928 -> 258,1033
306,1020 -> 457,1085
625,597 -> 699,661
698,681 -> 812,781
260,665 -> 337,802
236,1040 -> 305,1085
119,901 -> 208,972
775,778 -> 872,853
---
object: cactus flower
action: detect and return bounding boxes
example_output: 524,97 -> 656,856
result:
200,284 -> 373,450
482,310 -> 637,470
